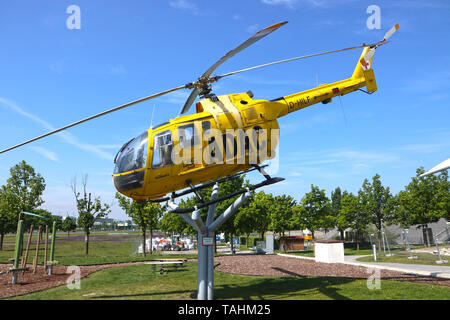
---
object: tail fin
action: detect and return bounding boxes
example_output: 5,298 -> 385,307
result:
352,47 -> 377,93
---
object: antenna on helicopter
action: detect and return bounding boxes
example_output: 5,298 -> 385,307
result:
149,104 -> 156,129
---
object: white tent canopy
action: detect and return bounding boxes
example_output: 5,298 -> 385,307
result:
420,158 -> 450,177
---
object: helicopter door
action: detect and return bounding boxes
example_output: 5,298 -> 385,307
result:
177,122 -> 202,172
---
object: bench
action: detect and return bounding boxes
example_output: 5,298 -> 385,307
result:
144,261 -> 185,274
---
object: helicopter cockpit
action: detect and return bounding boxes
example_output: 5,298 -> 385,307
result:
113,131 -> 148,192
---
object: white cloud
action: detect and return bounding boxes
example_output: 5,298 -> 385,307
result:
29,146 -> 59,162
261,0 -> 298,8
107,64 -> 127,75
232,14 -> 243,20
169,0 -> 200,15
246,24 -> 259,34
261,0 -> 328,9
164,90 -> 191,105
393,143 -> 449,154
0,97 -> 114,161
280,147 -> 400,179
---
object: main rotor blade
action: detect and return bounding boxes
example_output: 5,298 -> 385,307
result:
180,21 -> 288,114
180,87 -> 200,115
202,21 -> 288,79
217,42 -> 382,80
0,85 -> 187,155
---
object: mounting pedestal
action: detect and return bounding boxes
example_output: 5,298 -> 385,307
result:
168,182 -> 252,300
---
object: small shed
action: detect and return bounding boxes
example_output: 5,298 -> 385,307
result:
279,236 -> 305,251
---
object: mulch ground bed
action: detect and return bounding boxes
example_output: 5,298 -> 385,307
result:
214,254 -> 450,287
0,262 -> 149,299
1,255 -> 449,299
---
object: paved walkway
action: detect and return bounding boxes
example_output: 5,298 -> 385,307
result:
277,253 -> 450,279
343,255 -> 450,279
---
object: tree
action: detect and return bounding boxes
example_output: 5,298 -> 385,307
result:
116,193 -> 164,256
359,174 -> 392,251
26,208 -> 53,232
71,175 -> 110,256
62,216 -> 77,236
395,167 -> 449,246
298,185 -> 330,239
269,195 -> 297,237
159,210 -> 190,235
339,193 -> 370,250
331,187 -> 348,240
5,160 -> 46,224
234,202 -> 258,246
246,191 -> 273,240
210,177 -> 247,252
0,186 -> 16,250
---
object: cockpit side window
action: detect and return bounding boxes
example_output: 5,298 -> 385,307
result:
178,123 -> 200,149
152,130 -> 173,168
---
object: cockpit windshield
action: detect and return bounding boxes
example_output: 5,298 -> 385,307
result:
114,131 -> 148,174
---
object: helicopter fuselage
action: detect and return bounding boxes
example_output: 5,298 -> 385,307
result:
112,47 -> 375,200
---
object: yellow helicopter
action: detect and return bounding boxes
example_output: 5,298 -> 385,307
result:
0,21 -> 399,212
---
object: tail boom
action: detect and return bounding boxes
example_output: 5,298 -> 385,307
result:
269,47 -> 378,119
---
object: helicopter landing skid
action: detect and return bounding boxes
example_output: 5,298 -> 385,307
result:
149,164 -> 273,204
166,165 -> 284,214
168,177 -> 283,214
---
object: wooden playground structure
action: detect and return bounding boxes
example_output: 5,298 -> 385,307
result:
8,212 -> 58,284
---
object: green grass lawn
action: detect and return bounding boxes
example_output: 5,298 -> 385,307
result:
357,252 -> 450,266
9,262 -> 450,300
278,245 -> 429,259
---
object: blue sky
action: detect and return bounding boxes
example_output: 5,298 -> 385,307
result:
0,0 -> 449,219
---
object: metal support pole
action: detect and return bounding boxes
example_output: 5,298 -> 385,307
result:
192,209 -> 206,234
206,183 -> 218,301
48,221 -> 56,275
33,226 -> 42,273
380,221 -> 386,255
434,235 -> 448,264
446,222 -> 450,244
382,222 -> 392,256
372,244 -> 377,262
21,225 -> 34,273
12,220 -> 24,284
404,229 -> 417,260
197,233 -> 207,300
170,183 -> 253,301
44,225 -> 48,271
208,191 -> 252,232
206,231 -> 214,300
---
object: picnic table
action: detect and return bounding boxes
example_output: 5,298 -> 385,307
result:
144,260 -> 186,274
